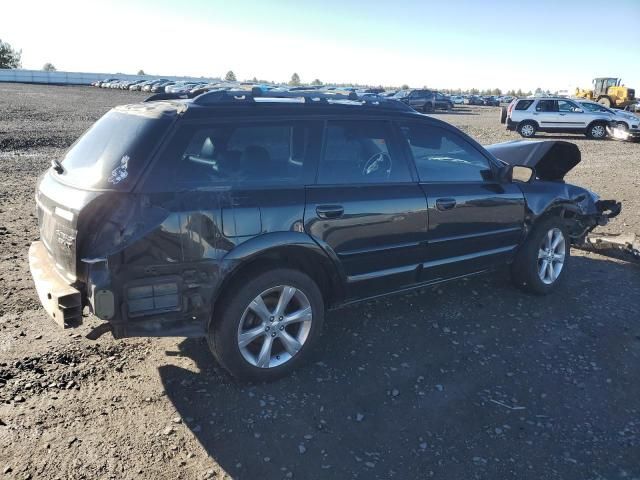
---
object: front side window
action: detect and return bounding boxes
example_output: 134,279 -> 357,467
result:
558,100 -> 581,112
153,121 -> 318,189
318,120 -> 411,184
399,122 -> 493,182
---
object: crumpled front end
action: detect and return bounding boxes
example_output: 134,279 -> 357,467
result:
485,139 -> 622,243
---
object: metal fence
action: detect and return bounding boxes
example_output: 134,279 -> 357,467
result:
0,69 -> 215,85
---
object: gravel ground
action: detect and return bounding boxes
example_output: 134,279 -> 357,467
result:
0,83 -> 639,480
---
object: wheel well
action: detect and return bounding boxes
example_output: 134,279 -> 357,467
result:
519,119 -> 539,128
212,246 -> 336,317
531,204 -> 583,238
586,119 -> 607,130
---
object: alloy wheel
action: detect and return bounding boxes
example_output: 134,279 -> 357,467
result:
537,228 -> 566,285
521,124 -> 535,137
237,285 -> 313,369
591,124 -> 606,138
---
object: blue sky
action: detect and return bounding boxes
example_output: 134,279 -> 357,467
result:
2,0 -> 639,91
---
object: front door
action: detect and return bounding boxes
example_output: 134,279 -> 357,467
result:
556,99 -> 588,129
397,121 -> 525,281
304,119 -> 429,299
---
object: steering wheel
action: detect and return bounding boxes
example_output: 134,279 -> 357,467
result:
362,152 -> 392,178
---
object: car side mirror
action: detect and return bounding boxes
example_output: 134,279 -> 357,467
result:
499,164 -> 535,183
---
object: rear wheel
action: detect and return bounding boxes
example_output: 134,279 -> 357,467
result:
423,103 -> 433,113
208,268 -> 324,381
518,121 -> 537,138
511,216 -> 570,295
586,122 -> 608,139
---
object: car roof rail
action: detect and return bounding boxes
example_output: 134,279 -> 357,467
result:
190,87 -> 414,111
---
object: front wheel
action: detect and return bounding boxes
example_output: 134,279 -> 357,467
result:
511,217 -> 570,295
586,122 -> 608,139
208,268 -> 324,381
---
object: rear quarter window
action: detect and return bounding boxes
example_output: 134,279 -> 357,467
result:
58,110 -> 172,190
515,100 -> 534,110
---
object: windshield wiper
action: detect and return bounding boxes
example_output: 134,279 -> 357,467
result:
51,158 -> 65,174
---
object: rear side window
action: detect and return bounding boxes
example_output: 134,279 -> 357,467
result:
59,110 -> 172,190
515,100 -> 534,110
318,120 -> 412,184
151,121 -> 319,189
398,122 -> 493,182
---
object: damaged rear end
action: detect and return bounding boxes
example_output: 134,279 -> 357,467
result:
30,102 -> 181,334
486,140 -> 622,243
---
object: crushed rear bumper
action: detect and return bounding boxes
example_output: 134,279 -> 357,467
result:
29,241 -> 82,328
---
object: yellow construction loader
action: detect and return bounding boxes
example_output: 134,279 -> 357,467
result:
575,77 -> 636,108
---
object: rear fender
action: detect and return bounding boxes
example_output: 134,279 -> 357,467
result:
217,231 -> 347,307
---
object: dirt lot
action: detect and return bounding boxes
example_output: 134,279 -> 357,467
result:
1,83 -> 639,480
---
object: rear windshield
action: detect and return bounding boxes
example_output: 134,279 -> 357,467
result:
57,110 -> 172,190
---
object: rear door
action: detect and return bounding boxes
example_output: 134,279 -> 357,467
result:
533,99 -> 560,129
397,121 -> 525,281
304,118 -> 429,299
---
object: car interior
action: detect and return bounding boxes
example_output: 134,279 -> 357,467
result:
180,125 -> 309,184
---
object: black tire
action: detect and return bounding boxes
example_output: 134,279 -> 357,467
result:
586,121 -> 608,139
423,102 -> 433,113
208,268 -> 324,381
517,120 -> 537,138
500,106 -> 507,124
511,216 -> 570,295
598,96 -> 612,108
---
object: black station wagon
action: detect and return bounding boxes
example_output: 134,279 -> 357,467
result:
29,88 -> 620,380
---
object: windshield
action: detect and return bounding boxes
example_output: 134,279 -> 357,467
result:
57,110 -> 172,190
580,102 -> 612,114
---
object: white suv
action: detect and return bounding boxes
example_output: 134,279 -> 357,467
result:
502,97 -> 614,139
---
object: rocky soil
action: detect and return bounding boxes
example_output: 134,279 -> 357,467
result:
1,84 -> 639,480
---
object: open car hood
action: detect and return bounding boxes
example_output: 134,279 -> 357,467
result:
485,140 -> 581,181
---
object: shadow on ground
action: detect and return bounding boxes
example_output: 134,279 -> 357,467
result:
159,255 -> 640,480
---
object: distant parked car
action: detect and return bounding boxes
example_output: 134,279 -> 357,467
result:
450,95 -> 464,105
503,97 -> 614,139
166,82 -> 201,94
150,81 -> 175,93
464,95 -> 483,106
393,89 -> 452,112
434,92 -> 454,110
483,96 -> 500,107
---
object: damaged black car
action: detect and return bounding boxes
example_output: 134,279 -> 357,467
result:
29,89 -> 621,380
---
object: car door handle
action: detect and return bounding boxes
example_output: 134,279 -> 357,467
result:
435,198 -> 456,211
316,205 -> 344,219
